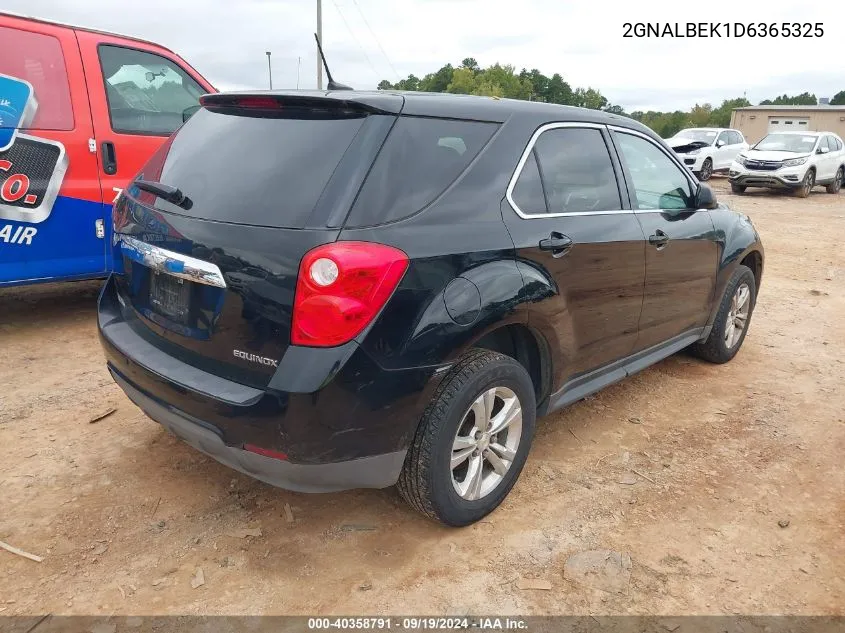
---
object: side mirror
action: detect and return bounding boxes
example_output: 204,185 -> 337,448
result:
182,104 -> 201,122
716,140 -> 725,148
818,146 -> 830,154
696,183 -> 718,209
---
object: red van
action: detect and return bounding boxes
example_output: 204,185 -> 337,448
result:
0,12 -> 215,286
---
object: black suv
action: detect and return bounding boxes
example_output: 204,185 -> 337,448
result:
98,91 -> 764,526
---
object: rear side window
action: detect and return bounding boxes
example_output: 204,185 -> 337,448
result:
531,127 -> 621,214
0,26 -> 74,131
511,150 -> 547,214
346,116 -> 497,227
135,106 -> 367,228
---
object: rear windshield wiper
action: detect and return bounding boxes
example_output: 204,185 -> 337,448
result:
133,180 -> 193,210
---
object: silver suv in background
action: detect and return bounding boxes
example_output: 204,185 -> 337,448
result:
729,131 -> 845,197
667,128 -> 749,181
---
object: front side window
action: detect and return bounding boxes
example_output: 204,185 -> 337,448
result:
615,132 -> 694,211
730,131 -> 744,145
98,45 -> 205,136
716,131 -> 730,146
0,26 -> 73,131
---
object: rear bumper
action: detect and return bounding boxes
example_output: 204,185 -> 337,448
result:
97,274 -> 443,491
110,366 -> 405,492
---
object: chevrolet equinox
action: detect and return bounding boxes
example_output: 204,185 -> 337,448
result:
98,91 -> 764,526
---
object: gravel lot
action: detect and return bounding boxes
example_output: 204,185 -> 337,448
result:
1,177 -> 843,616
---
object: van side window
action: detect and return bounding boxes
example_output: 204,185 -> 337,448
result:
0,26 -> 74,130
615,132 -> 694,211
530,127 -> 621,214
98,45 -> 205,136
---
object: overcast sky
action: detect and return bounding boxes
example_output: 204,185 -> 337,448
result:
5,0 -> 842,111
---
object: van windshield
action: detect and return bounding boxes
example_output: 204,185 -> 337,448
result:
133,106 -> 368,228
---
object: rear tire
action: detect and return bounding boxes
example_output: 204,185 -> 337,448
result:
730,183 -> 746,194
397,350 -> 536,526
795,169 -> 815,198
690,264 -> 756,364
826,167 -> 843,194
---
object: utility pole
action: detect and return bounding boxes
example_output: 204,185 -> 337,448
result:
266,51 -> 273,89
316,0 -> 323,90
297,56 -> 302,89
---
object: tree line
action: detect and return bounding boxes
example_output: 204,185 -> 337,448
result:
378,60 -> 845,138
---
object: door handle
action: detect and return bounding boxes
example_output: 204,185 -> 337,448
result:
101,141 -> 117,175
539,232 -> 573,257
649,229 -> 669,249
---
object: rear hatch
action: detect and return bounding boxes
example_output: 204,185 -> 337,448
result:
111,93 -> 402,388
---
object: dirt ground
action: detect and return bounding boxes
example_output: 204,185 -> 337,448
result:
1,177 -> 843,617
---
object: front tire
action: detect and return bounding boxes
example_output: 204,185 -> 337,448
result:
826,167 -> 843,194
397,350 -> 536,526
697,158 -> 713,181
730,183 -> 746,194
795,169 -> 815,198
690,264 -> 756,364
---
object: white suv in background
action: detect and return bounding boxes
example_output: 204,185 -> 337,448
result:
667,128 -> 749,181
729,131 -> 845,198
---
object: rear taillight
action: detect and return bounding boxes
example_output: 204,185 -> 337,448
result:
291,241 -> 409,347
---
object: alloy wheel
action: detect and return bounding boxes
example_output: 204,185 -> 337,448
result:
700,160 -> 712,180
835,169 -> 843,193
724,282 -> 751,349
451,386 -> 523,501
803,171 -> 815,196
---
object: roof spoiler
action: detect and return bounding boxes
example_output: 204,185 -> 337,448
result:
199,93 -> 388,115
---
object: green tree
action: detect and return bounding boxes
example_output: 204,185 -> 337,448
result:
419,64 -> 454,93
461,57 -> 480,73
830,90 -> 845,105
603,104 -> 627,116
545,73 -> 574,105
481,64 -> 531,100
760,92 -> 817,106
709,97 -> 751,127
689,103 -> 713,127
446,67 -> 478,94
377,80 -> 392,90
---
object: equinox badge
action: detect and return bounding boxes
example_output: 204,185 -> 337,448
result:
233,350 -> 279,367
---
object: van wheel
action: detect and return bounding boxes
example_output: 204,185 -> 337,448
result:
397,350 -> 536,526
826,167 -> 843,194
730,183 -> 746,194
690,264 -> 756,364
795,169 -> 815,198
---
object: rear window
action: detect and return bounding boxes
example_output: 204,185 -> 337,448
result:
346,116 -> 498,227
0,26 -> 73,131
136,106 -> 367,227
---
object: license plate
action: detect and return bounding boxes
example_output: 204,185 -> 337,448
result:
149,273 -> 191,324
